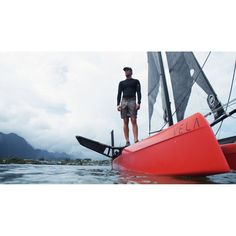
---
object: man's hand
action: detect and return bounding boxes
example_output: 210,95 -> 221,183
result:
136,104 -> 140,110
117,105 -> 121,111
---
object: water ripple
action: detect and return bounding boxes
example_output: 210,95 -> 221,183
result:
1,164 -> 236,184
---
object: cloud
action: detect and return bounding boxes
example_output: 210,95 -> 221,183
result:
0,52 -> 148,159
0,52 -> 235,159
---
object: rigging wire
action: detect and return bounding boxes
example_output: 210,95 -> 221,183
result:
215,59 -> 236,137
150,52 -> 212,134
194,82 -> 207,111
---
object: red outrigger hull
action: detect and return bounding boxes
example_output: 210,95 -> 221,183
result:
221,143 -> 236,170
112,113 -> 230,176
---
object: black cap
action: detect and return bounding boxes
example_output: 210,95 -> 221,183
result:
123,67 -> 132,71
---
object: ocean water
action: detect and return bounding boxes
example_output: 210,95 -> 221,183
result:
1,164 -> 236,184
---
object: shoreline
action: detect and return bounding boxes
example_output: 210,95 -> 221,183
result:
0,158 -> 111,166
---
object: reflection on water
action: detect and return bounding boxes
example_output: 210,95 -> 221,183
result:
0,164 -> 236,184
118,171 -> 214,184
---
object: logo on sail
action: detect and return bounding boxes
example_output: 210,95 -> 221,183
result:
207,94 -> 217,108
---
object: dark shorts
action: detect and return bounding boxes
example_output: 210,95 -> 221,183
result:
120,97 -> 137,119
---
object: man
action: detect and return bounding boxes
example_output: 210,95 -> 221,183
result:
117,67 -> 141,146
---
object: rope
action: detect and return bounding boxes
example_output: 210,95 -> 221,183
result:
215,59 -> 236,137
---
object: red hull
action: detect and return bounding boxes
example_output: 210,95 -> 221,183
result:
113,113 -> 230,176
221,143 -> 236,170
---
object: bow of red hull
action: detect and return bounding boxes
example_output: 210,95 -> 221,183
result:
113,113 -> 230,176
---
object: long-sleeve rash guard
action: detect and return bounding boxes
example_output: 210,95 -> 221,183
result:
117,78 -> 141,106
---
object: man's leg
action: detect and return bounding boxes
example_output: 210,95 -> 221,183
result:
131,117 -> 138,142
123,117 -> 130,144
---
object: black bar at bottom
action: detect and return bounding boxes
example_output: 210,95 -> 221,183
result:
111,130 -> 114,156
210,108 -> 236,127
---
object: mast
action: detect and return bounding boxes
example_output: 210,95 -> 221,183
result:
157,52 -> 174,126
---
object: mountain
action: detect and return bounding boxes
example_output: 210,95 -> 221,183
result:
0,132 -> 71,160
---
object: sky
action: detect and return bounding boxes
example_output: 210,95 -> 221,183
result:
0,52 -> 235,159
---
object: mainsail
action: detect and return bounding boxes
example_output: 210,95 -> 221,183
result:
148,52 -> 161,131
148,52 -> 173,132
166,52 -> 225,121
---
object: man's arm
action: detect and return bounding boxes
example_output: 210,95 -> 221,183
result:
136,80 -> 141,104
117,82 -> 122,106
